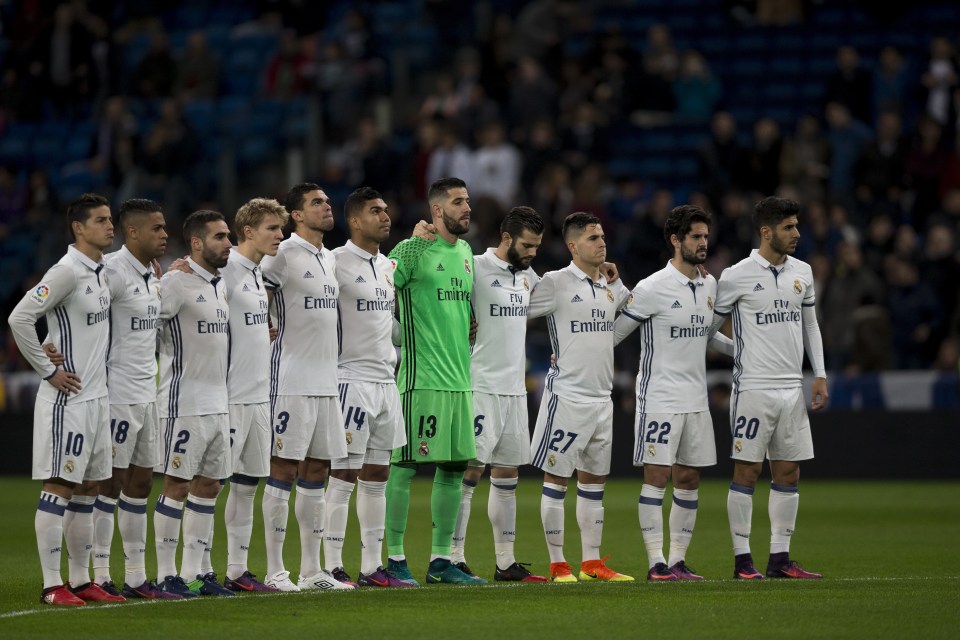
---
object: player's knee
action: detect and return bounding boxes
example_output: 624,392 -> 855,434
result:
270,457 -> 297,483
642,465 -> 671,488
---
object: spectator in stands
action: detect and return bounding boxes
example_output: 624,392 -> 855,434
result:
919,37 -> 958,129
419,72 -> 461,121
530,162 -> 574,250
634,23 -> 677,115
471,120 -> 522,209
920,223 -> 960,348
425,120 -> 475,194
0,165 -> 27,237
905,115 -> 950,229
795,200 -> 843,260
341,116 -> 401,197
855,110 -> 909,209
939,130 -> 960,199
265,29 -> 312,99
824,45 -> 872,124
862,212 -> 896,274
781,114 -> 830,203
672,49 -> 721,122
872,46 -> 909,123
31,3 -> 96,116
885,255 -> 942,369
86,95 -> 138,193
698,111 -> 742,207
509,56 -> 558,143
175,31 -> 220,101
821,241 -> 885,369
561,101 -> 608,173
522,118 -> 562,195
131,28 -> 176,98
455,84 -> 500,147
824,101 -> 872,200
736,117 -> 783,197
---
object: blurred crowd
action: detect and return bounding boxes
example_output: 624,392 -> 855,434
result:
1,0 -> 960,387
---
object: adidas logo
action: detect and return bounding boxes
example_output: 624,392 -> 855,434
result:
242,283 -> 250,292
196,294 -> 206,303
571,294 -> 583,303
671,300 -> 682,309
355,275 -> 366,283
84,285 -> 93,294
304,271 -> 314,279
491,279 -> 502,288
133,287 -> 141,294
436,263 -> 445,271
753,283 -> 764,292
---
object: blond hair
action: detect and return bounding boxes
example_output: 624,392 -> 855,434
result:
233,197 -> 289,239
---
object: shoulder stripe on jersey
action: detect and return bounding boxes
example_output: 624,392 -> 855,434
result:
168,316 -> 184,418
621,309 -> 644,323
269,290 -> 286,402
731,304 -> 744,391
714,309 -> 731,317
400,288 -> 417,392
545,315 -> 560,392
637,320 -> 654,414
531,391 -> 559,468
801,302 -> 815,307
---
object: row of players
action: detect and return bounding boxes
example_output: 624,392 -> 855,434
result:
9,177 -> 828,605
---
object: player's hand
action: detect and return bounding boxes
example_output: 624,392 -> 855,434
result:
601,262 -> 619,283
469,317 -> 478,341
697,264 -> 710,278
550,353 -> 556,367
810,377 -> 829,411
42,343 -> 65,366
269,323 -> 278,343
47,368 -> 82,395
168,256 -> 192,273
412,220 -> 437,241
151,259 -> 163,280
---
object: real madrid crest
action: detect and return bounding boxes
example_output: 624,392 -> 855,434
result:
112,445 -> 117,459
418,440 -> 430,456
172,455 -> 182,469
464,259 -> 471,274
276,437 -> 283,451
707,295 -> 713,310
647,444 -> 656,457
547,454 -> 556,467
385,272 -> 392,285
523,277 -> 529,291
605,288 -> 614,302
793,279 -> 802,295
734,440 -> 743,453
345,432 -> 353,445
64,459 -> 75,473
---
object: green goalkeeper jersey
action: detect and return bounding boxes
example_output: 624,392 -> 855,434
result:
389,236 -> 474,393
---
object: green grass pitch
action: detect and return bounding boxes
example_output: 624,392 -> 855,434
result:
0,476 -> 956,638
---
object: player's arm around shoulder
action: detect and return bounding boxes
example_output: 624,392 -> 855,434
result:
613,277 -> 653,346
158,271 -> 185,320
388,236 -> 433,289
527,270 -> 558,319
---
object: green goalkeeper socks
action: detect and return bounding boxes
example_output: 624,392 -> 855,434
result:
385,464 -> 417,557
431,467 -> 465,557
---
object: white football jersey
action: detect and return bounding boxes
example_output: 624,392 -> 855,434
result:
261,233 -> 339,397
157,259 -> 229,417
103,246 -> 161,404
8,245 -> 110,404
714,250 -> 818,392
528,262 -> 630,403
332,241 -> 396,383
222,249 -> 270,403
471,248 -> 540,395
616,261 -> 718,413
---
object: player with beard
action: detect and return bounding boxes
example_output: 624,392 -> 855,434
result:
711,196 -> 828,580
384,177 -> 486,585
613,205 -> 734,581
153,210 -> 235,597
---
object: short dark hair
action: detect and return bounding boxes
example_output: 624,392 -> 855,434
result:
118,198 -> 162,231
284,182 -> 321,215
66,193 -> 109,240
344,186 -> 384,222
562,211 -> 600,241
182,210 -> 226,245
428,177 -> 467,204
501,206 -> 544,238
67,193 -> 109,227
663,205 -> 712,248
753,196 -> 800,233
